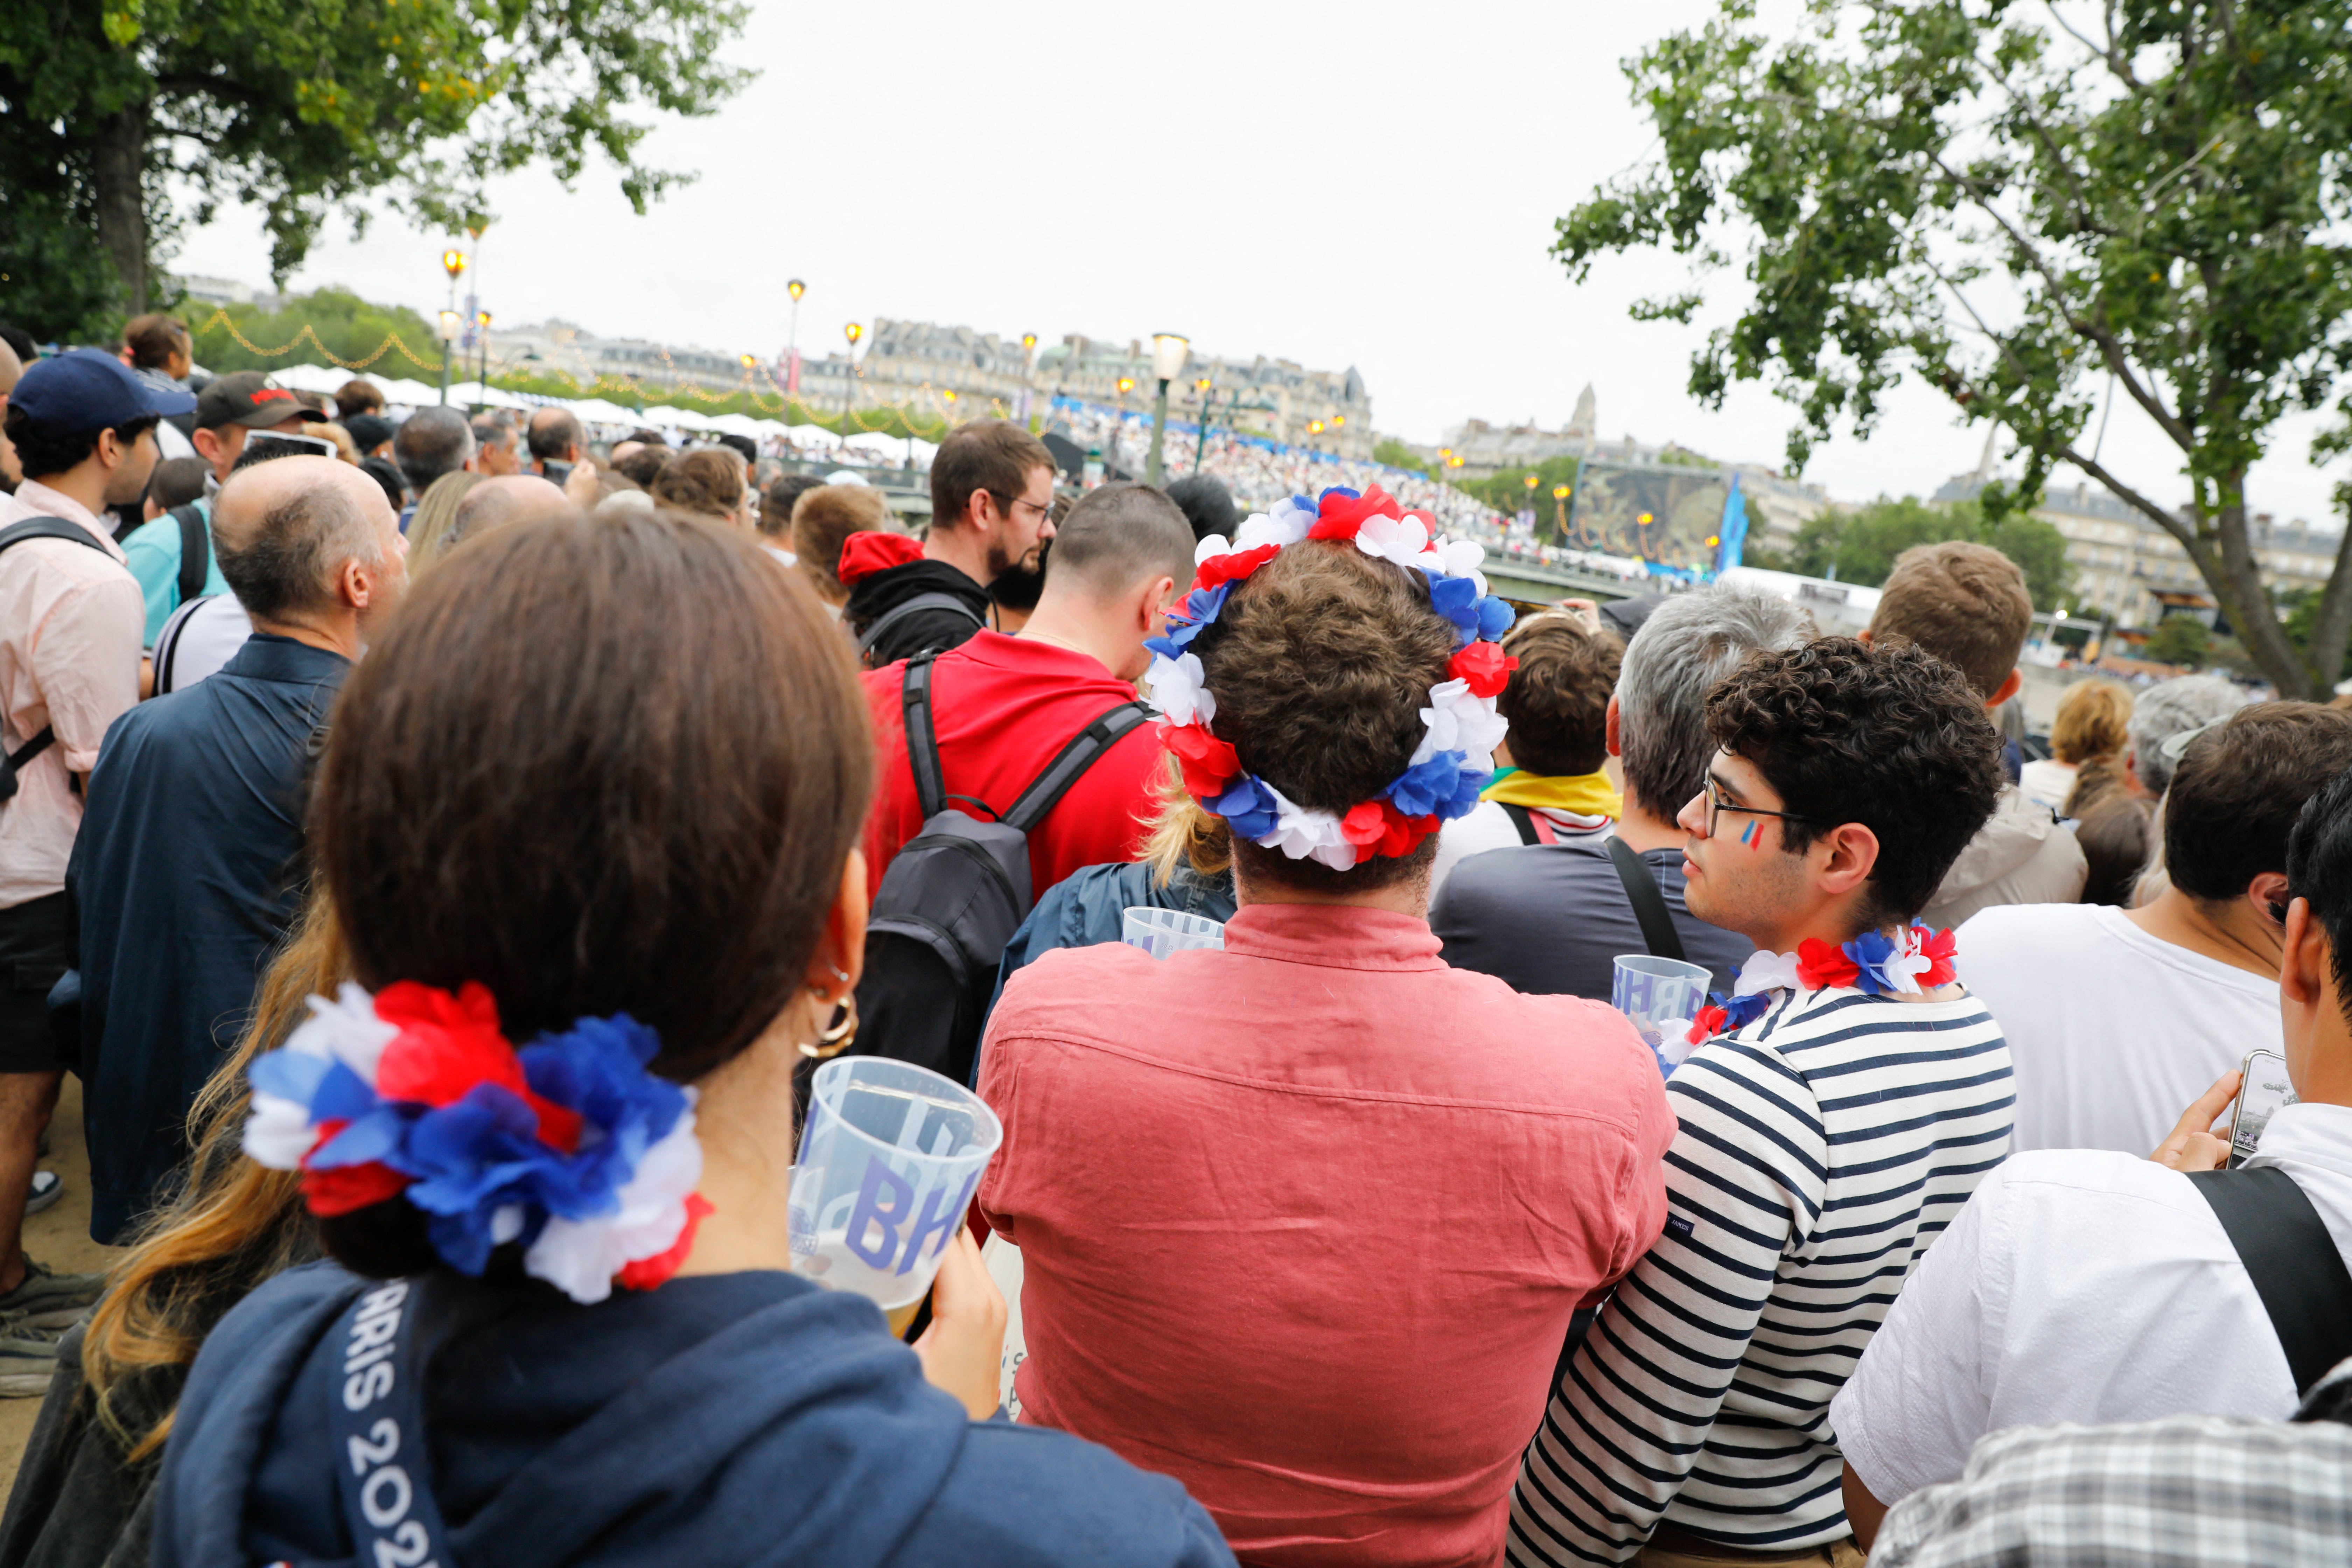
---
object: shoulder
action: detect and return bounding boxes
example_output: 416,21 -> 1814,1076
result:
907,1421 -> 1233,1568
1956,899 -> 2098,950
995,940 -> 1163,1030
119,516 -> 184,560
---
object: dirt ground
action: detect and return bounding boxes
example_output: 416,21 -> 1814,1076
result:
0,1076 -> 126,1489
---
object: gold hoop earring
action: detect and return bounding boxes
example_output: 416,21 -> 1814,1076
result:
799,989 -> 858,1060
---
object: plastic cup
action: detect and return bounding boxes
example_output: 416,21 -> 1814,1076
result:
788,1056 -> 1002,1328
1611,954 -> 1714,1055
1121,906 -> 1226,959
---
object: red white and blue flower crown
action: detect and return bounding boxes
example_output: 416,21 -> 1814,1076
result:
1144,484 -> 1519,871
242,981 -> 710,1304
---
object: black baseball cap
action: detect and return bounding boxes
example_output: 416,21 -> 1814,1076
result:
9,347 -> 196,434
195,371 -> 310,433
344,413 -> 397,454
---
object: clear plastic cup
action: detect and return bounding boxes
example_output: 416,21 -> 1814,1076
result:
1611,954 -> 1714,1057
1122,906 -> 1226,958
788,1056 -> 1002,1332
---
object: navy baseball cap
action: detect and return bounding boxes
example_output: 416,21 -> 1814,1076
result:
10,347 -> 196,434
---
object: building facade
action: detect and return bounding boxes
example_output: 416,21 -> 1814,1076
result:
1933,476 -> 2340,628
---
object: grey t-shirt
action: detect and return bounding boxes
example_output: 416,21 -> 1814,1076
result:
1430,835 -> 1753,1000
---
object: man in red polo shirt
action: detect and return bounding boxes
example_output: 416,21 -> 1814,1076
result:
862,483 -> 1195,899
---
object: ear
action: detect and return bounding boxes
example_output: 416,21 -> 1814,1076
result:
1138,574 -> 1176,632
2249,869 -> 2292,925
2282,896 -> 2329,1010
806,849 -> 870,997
340,556 -> 373,612
1605,693 -> 1623,759
192,427 -> 226,467
1988,668 -> 2023,709
1813,820 -> 1881,900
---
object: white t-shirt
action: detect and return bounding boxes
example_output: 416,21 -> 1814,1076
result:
1957,901 -> 2280,1155
1829,1101 -> 2352,1504
2017,756 -> 2077,813
152,592 -> 253,694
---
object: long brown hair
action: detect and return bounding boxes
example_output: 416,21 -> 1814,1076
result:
79,891 -> 345,1461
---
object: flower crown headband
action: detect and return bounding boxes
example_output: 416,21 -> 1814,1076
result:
243,981 -> 709,1305
1143,484 -> 1518,871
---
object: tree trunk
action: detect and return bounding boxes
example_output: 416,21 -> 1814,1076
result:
2210,485 -> 2317,698
90,104 -> 148,316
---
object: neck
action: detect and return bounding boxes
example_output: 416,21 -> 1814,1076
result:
251,610 -> 363,663
1613,786 -> 1683,854
1018,595 -> 1127,678
1233,862 -> 1432,920
2127,885 -> 2282,981
28,465 -> 110,522
923,524 -> 993,587
672,1006 -> 806,1278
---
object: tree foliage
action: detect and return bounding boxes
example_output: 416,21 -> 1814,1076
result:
1372,437 -> 1433,476
187,288 -> 442,376
2141,613 -> 2214,669
0,0 -> 751,340
1765,494 -> 2075,610
1557,0 -> 2352,696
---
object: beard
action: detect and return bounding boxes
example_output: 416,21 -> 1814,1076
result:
988,539 -> 1049,611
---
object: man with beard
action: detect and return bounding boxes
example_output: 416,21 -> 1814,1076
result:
846,419 -> 1056,666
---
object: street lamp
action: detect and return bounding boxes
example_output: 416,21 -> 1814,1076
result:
1190,376 -> 1216,475
843,322 -> 862,419
475,310 -> 492,410
784,278 -> 806,397
1146,332 -> 1189,484
439,249 -> 467,407
1020,332 -> 1039,418
1552,482 -> 1572,541
435,309 -> 461,407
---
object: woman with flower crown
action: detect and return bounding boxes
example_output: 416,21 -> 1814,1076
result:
148,513 -> 1236,1568
975,486 -> 1677,1568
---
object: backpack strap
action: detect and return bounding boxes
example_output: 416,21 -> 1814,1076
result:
1501,802 -> 1541,846
0,519 -> 112,796
1605,835 -> 1686,963
858,592 -> 984,658
2186,1165 -> 2352,1396
172,501 -> 210,607
899,651 -> 948,820
1002,700 -> 1153,834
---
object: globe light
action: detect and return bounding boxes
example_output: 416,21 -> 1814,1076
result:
787,278 -> 806,302
442,249 -> 467,279
1116,376 -> 1135,396
1524,473 -> 1540,490
845,322 -> 863,346
436,310 -> 461,342
1150,332 -> 1190,382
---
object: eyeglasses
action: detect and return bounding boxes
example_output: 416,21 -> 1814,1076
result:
1010,496 -> 1052,524
1702,776 -> 1819,841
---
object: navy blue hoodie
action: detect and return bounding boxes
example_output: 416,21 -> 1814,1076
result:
152,1262 -> 1235,1568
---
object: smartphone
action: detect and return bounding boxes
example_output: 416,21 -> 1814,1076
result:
2228,1048 -> 2297,1168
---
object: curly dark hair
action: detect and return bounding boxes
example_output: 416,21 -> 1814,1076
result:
1498,615 -> 1622,777
1705,636 -> 2004,926
1191,539 -> 1458,892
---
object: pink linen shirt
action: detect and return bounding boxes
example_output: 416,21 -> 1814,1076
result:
0,482 -> 143,907
979,903 -> 1675,1568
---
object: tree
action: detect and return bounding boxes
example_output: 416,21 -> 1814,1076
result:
1373,438 -> 1433,476
1781,494 -> 2076,608
1555,1 -> 2352,698
187,288 -> 443,377
2142,613 -> 2213,670
0,0 -> 750,338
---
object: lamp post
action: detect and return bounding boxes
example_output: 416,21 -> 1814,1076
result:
476,309 -> 492,408
1020,332 -> 1038,419
785,278 -> 805,395
438,248 -> 467,406
1145,332 -> 1188,485
1553,482 -> 1572,543
842,322 -> 862,421
1190,376 -> 1214,475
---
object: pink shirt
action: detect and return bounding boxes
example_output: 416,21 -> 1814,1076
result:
0,483 -> 143,907
979,903 -> 1674,1568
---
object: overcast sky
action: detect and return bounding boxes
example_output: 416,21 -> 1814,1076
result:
170,0 -> 2345,527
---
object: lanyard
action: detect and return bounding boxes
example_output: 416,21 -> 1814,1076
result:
327,1279 -> 455,1568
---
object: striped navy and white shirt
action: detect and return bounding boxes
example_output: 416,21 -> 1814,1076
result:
1508,983 -> 2013,1564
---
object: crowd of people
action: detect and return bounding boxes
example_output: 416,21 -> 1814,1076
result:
0,320 -> 2343,1568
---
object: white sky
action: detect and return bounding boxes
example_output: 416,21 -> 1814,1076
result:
168,0 -> 2346,527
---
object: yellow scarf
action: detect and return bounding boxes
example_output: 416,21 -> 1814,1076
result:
1480,767 -> 1623,820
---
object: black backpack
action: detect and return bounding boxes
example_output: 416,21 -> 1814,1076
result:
170,500 -> 212,606
846,650 -> 1149,1087
0,517 -> 116,802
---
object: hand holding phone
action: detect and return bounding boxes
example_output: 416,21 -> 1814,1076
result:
2227,1049 -> 2297,1168
2151,1070 -> 2241,1172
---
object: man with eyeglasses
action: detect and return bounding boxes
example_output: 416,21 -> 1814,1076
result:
1510,636 -> 2013,1568
845,418 -> 1058,667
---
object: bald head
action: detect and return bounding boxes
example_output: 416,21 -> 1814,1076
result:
0,337 -> 21,399
450,475 -> 574,551
214,455 -> 399,621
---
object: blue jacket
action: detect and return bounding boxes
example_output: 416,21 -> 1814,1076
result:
153,1262 -> 1236,1568
66,633 -> 345,1241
